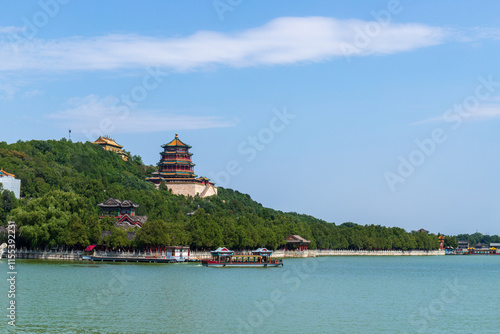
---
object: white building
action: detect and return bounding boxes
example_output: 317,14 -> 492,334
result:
0,168 -> 21,199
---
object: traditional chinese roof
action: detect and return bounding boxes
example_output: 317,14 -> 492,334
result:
98,198 -> 139,208
159,160 -> 195,165
0,168 -> 15,178
285,235 -> 311,244
158,171 -> 195,176
121,199 -> 139,208
116,214 -> 147,228
161,151 -> 192,157
92,136 -> 123,149
162,134 -> 191,148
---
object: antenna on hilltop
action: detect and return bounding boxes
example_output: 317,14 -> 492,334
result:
69,129 -> 72,141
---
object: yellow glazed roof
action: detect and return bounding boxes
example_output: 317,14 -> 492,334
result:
92,136 -> 123,149
165,134 -> 189,147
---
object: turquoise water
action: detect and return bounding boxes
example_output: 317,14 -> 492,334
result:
1,256 -> 499,333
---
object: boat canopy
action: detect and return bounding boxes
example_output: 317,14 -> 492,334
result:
211,247 -> 234,256
251,248 -> 273,256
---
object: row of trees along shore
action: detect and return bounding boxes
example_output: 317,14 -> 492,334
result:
0,139 -> 490,251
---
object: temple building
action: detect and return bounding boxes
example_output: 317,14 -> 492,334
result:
146,134 -> 217,198
285,235 -> 311,251
97,198 -> 147,229
92,136 -> 128,161
0,168 -> 21,199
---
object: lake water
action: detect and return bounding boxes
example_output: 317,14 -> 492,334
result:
1,256 -> 499,333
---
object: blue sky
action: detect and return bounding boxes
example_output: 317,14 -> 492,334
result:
1,0 -> 500,235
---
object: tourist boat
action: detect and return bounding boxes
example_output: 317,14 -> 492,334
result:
201,247 -> 283,267
81,245 -> 190,263
83,255 -> 183,263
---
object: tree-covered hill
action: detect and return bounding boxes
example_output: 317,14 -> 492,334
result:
455,233 -> 500,246
0,139 -> 445,250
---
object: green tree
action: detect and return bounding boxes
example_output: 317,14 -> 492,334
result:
135,220 -> 170,247
62,215 -> 90,247
104,227 -> 131,250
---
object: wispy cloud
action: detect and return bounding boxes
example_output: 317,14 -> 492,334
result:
46,95 -> 237,134
0,26 -> 24,34
0,17 -> 448,73
411,98 -> 500,125
23,89 -> 43,98
455,27 -> 500,42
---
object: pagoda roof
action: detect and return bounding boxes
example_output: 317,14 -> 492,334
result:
0,168 -> 15,178
159,170 -> 195,174
158,172 -> 196,177
159,161 -> 195,165
161,151 -> 192,156
92,136 -> 123,149
163,177 -> 199,181
162,134 -> 191,148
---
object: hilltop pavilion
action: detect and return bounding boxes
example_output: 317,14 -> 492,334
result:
92,136 -> 128,161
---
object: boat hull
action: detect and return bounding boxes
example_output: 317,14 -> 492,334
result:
201,260 -> 283,268
202,263 -> 282,267
202,247 -> 284,267
84,256 -> 185,263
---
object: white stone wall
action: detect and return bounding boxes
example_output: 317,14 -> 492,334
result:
289,249 -> 446,257
201,184 -> 218,197
0,176 -> 21,199
166,182 -> 217,198
189,249 -> 445,259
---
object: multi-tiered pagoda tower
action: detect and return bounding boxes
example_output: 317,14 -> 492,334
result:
146,134 -> 217,198
157,133 -> 196,179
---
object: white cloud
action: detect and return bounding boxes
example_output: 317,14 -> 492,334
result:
23,89 -> 43,98
0,26 -> 24,34
0,17 -> 448,72
47,95 -> 237,136
411,99 -> 500,125
470,105 -> 500,119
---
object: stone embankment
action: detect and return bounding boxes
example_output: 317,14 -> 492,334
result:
13,249 -> 82,260
6,249 -> 445,261
189,249 -> 445,260
312,249 -> 445,256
